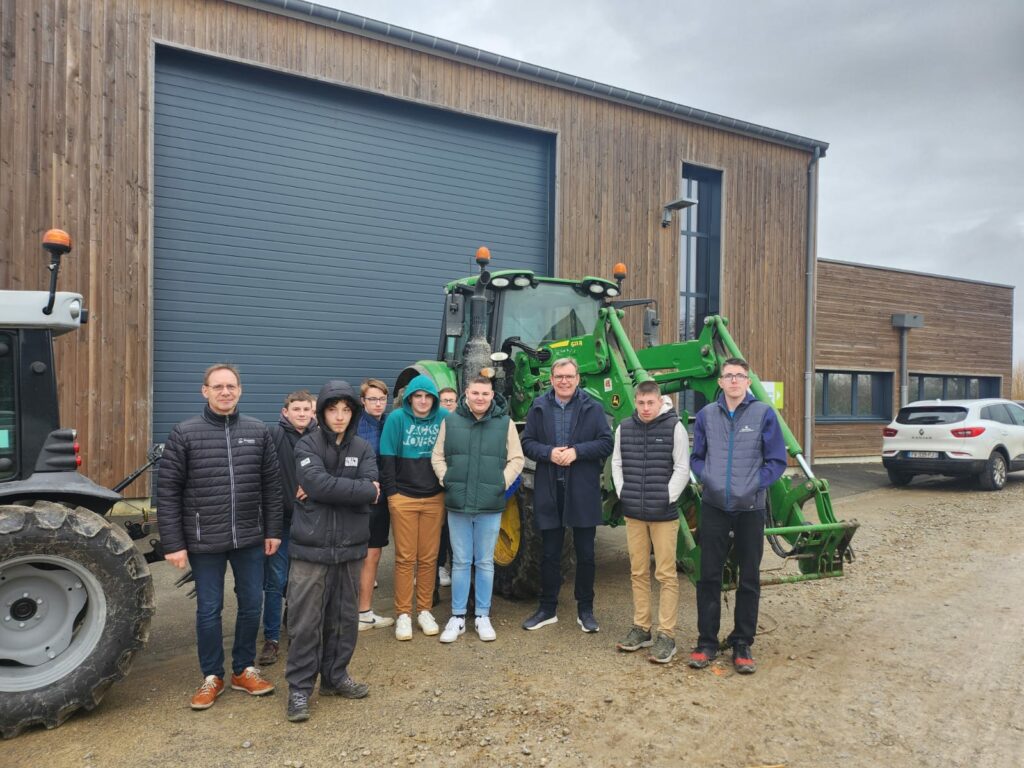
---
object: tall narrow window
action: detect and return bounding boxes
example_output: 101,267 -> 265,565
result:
679,165 -> 722,419
678,164 -> 721,341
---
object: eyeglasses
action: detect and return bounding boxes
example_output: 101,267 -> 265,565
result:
363,397 -> 387,404
719,373 -> 749,382
207,384 -> 239,392
551,374 -> 578,382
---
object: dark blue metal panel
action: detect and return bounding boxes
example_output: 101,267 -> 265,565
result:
153,48 -> 553,439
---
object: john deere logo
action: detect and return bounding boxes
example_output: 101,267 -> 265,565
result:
611,394 -> 621,408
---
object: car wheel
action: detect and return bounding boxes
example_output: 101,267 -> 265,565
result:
977,451 -> 1007,491
886,469 -> 914,487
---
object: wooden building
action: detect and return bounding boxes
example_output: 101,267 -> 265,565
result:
813,260 -> 1014,459
1,0 -> 827,488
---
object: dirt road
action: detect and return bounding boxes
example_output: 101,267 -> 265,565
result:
6,474 -> 1023,767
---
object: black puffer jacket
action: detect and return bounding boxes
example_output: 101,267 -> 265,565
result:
157,405 -> 283,554
268,415 -> 317,530
291,381 -> 379,565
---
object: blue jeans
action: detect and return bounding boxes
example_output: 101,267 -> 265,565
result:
189,544 -> 264,678
447,511 -> 502,617
262,533 -> 289,642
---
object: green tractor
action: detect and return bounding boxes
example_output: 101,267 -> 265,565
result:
394,247 -> 857,598
0,231 -> 155,738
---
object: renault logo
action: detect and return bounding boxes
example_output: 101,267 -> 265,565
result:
919,428 -> 925,436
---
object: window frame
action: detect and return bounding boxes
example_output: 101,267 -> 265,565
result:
814,369 -> 893,423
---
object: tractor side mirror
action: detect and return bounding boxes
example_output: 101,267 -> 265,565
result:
444,293 -> 465,337
643,307 -> 660,348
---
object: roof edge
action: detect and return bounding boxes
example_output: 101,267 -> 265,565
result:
239,0 -> 829,156
819,258 -> 1015,291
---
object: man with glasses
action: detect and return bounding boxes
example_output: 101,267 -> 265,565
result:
687,357 -> 786,675
355,378 -> 396,631
158,363 -> 283,710
520,358 -> 613,633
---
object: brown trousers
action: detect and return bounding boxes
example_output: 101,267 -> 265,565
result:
389,492 -> 445,616
625,518 -> 680,637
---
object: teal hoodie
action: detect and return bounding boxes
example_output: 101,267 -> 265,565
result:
379,374 -> 448,498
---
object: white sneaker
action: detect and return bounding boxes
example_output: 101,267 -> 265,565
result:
439,616 -> 465,643
417,610 -> 439,636
438,566 -> 452,587
395,613 -> 413,641
474,616 -> 497,642
358,611 -> 395,631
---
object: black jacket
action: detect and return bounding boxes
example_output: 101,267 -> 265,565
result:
157,405 -> 283,554
268,415 -> 316,529
291,381 -> 379,564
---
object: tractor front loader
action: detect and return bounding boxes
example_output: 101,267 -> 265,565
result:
0,231 -> 155,738
395,248 -> 858,598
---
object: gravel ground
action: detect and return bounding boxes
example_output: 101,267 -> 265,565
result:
6,471 -> 1023,767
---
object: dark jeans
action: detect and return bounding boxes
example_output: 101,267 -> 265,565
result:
285,558 -> 363,697
696,503 -> 764,648
262,533 -> 289,642
539,481 -> 596,613
190,544 -> 265,678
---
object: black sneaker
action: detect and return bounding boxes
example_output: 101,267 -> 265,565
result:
616,625 -> 653,651
286,690 -> 309,723
522,608 -> 558,631
732,644 -> 756,674
320,674 -> 369,699
577,609 -> 599,634
688,645 -> 719,669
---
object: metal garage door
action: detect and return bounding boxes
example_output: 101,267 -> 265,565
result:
153,48 -> 554,439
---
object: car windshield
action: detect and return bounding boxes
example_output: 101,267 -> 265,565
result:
497,283 -> 600,349
896,406 -> 968,425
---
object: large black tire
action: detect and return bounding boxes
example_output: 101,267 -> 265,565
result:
977,451 -> 1007,491
887,468 -> 914,487
0,502 -> 155,738
493,480 -> 575,600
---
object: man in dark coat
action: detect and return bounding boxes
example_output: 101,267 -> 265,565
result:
157,363 -> 283,711
520,357 -> 613,633
285,380 -> 379,723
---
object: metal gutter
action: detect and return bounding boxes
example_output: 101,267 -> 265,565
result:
241,0 -> 829,157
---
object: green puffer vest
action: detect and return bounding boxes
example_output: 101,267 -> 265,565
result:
442,394 -> 510,515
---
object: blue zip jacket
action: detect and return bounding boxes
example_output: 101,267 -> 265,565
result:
690,392 -> 787,513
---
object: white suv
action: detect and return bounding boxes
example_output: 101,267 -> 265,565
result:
881,398 -> 1024,490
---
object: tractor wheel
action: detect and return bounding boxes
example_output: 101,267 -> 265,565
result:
493,479 -> 575,600
0,502 -> 154,739
886,469 -> 914,487
977,451 -> 1007,491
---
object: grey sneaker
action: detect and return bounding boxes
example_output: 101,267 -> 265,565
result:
287,690 -> 310,722
320,675 -> 369,699
647,633 -> 677,664
616,625 -> 653,652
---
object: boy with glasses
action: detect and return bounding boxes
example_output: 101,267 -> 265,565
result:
356,379 -> 396,631
687,357 -> 786,674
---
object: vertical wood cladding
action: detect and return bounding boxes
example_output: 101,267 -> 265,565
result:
813,260 -> 1013,458
2,0 -> 814,487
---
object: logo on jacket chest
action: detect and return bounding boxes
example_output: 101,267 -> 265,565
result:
237,437 -> 256,445
738,425 -> 754,434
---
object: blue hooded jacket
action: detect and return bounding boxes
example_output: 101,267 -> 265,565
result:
378,374 -> 448,498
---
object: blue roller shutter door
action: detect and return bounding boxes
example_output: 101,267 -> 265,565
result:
153,48 -> 553,438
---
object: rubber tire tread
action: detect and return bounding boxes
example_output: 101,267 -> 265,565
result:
977,451 -> 1006,491
493,480 -> 575,600
0,502 -> 155,739
886,469 -> 914,487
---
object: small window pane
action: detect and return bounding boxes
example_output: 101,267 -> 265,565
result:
814,373 -> 824,416
826,373 -> 852,416
909,375 -> 921,400
855,374 -> 873,415
946,377 -> 965,399
922,376 -> 943,400
967,378 -> 980,398
1006,403 -> 1024,427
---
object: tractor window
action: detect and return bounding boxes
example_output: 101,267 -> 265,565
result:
0,332 -> 15,480
497,283 -> 600,350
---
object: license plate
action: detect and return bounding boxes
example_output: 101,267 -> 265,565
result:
907,451 -> 939,459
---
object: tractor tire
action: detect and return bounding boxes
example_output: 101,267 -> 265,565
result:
0,502 -> 155,739
886,469 -> 914,487
977,451 -> 1007,491
493,480 -> 575,600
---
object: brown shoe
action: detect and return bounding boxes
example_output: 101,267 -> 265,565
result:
190,675 -> 225,710
230,666 -> 275,696
258,639 -> 280,666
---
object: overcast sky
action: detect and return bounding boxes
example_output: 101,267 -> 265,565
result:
312,0 -> 1024,362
